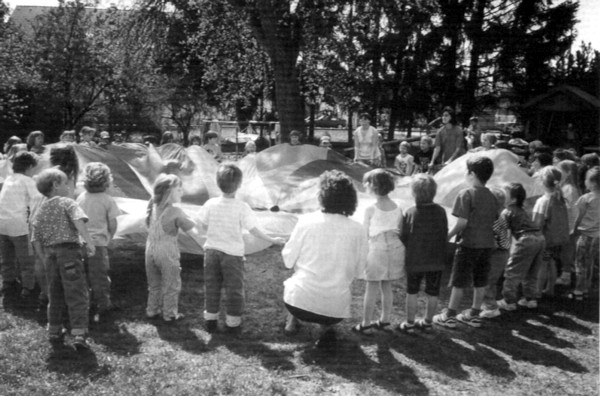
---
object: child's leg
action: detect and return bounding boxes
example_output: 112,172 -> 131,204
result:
34,255 -> 48,300
424,271 -> 442,322
203,250 -> 223,321
160,256 -> 182,320
11,235 -> 35,291
56,245 -> 89,336
0,234 -> 18,286
557,235 -> 576,282
362,281 -> 380,325
222,254 -> 245,327
45,249 -> 64,336
521,237 -> 545,300
536,249 -> 551,297
405,272 -> 422,323
544,247 -> 559,293
87,246 -> 112,311
145,254 -> 162,317
482,250 -> 509,310
379,280 -> 393,323
503,237 -> 537,303
472,249 -> 492,313
575,235 -> 599,294
405,293 -> 418,323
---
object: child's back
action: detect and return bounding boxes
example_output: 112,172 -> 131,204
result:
77,191 -> 119,247
453,185 -> 497,248
575,190 -> 599,237
401,203 -> 447,272
534,193 -> 569,247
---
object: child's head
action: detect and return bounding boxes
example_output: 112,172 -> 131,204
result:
12,151 -> 38,174
35,168 -> 68,197
79,126 -> 96,142
6,143 -> 27,162
160,131 -> 175,145
26,130 -> 44,150
245,140 -> 257,153
289,130 -> 301,145
152,173 -> 182,207
410,173 -> 437,204
319,135 -> 332,149
480,133 -> 497,149
189,135 -> 202,146
539,166 -> 562,191
216,163 -> 243,194
441,106 -> 457,126
50,144 -> 79,182
319,170 -> 357,217
508,183 -> 526,208
420,136 -> 432,151
205,131 -> 219,143
466,156 -> 494,185
532,151 -> 553,172
82,162 -> 112,193
359,113 -> 371,126
60,130 -> 76,143
581,153 -> 600,168
490,187 -> 507,212
4,135 -> 22,154
399,141 -> 409,154
557,160 -> 578,187
528,140 -> 543,154
363,168 -> 395,196
585,166 -> 600,192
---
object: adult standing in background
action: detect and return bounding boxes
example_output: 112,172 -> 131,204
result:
466,116 -> 481,150
429,107 -> 465,169
26,131 -> 45,155
353,113 -> 381,166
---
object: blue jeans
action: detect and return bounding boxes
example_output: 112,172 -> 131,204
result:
203,249 -> 245,319
502,234 -> 545,303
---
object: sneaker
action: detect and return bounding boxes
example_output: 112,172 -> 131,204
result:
517,298 -> 538,309
396,321 -> 416,333
432,309 -> 457,328
72,335 -> 90,351
205,320 -> 218,333
479,308 -> 501,318
496,299 -> 517,311
415,318 -> 433,331
457,310 -> 483,328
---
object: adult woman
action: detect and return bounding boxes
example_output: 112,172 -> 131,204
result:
282,170 -> 368,350
26,131 -> 45,155
353,113 -> 381,166
429,107 -> 465,169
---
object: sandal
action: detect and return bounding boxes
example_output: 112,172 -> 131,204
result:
373,320 -> 393,333
351,323 -> 374,336
567,292 -> 584,301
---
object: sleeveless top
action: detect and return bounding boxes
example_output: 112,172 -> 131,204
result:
146,207 -> 179,259
369,204 -> 402,237
354,126 -> 380,160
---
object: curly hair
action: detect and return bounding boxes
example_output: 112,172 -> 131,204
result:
83,162 -> 112,193
50,144 -> 79,183
363,168 -> 395,196
319,170 -> 357,216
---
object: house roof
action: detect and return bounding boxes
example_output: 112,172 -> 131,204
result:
522,85 -> 600,112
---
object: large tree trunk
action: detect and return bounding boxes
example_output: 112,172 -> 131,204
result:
462,0 -> 487,123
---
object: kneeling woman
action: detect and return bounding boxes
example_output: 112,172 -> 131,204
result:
282,170 -> 368,350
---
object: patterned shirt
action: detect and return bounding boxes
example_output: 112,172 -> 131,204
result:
31,196 -> 88,247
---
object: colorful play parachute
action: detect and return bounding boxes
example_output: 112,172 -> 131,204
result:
0,144 -> 539,255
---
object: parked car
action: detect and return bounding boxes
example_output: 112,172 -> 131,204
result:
305,112 -> 347,128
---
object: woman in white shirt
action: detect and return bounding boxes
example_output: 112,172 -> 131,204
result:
282,170 -> 368,351
353,113 -> 381,166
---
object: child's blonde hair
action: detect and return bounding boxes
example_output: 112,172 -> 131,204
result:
557,160 -> 579,191
83,162 -> 112,193
146,174 -> 182,226
35,168 -> 67,197
540,166 -> 565,203
363,168 -> 395,196
420,136 -> 433,146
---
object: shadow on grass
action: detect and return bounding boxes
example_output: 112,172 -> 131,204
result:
47,345 -> 110,382
300,337 -> 429,396
91,319 -> 142,356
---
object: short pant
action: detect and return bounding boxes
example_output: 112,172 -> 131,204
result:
449,246 -> 491,288
406,271 -> 442,296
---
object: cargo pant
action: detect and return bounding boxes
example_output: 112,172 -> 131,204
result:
45,243 -> 89,337
482,248 -> 510,310
502,234 -> 545,303
574,235 -> 599,294
203,249 -> 245,327
85,246 -> 111,311
0,234 -> 35,290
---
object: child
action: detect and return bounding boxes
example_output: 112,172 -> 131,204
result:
197,164 -> 284,333
0,152 -> 41,297
555,160 -> 581,286
145,174 -> 197,323
318,135 -> 332,149
479,188 -> 511,318
352,169 -> 405,334
79,126 -> 97,146
532,166 -> 569,299
203,131 -> 223,161
26,130 -> 45,155
76,163 -> 121,322
414,136 -> 433,174
433,156 -> 497,328
399,174 -> 448,331
59,130 -> 76,143
569,166 -> 600,300
289,130 -> 302,146
243,140 -> 257,156
497,183 -> 545,311
31,168 -> 95,350
470,133 -> 497,153
394,141 -> 414,176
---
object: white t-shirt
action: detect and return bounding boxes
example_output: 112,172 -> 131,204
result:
76,191 -> 120,246
394,153 -> 414,175
282,212 -> 368,318
197,196 -> 258,256
0,173 -> 41,236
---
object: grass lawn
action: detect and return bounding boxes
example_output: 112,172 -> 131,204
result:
1,241 -> 598,396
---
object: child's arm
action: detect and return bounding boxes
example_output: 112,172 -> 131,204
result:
394,157 -> 401,173
363,206 -> 374,238
406,156 -> 414,176
250,227 -> 285,245
448,217 -> 467,241
73,219 -> 96,257
107,217 -> 118,239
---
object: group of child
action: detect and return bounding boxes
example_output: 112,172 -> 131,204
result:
1,140 -> 598,351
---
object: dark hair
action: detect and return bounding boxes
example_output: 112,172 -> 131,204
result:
79,126 -> 96,137
160,131 -> 174,145
533,152 -> 553,167
12,151 -> 38,173
442,106 -> 457,126
534,145 -> 553,156
508,183 -> 526,208
50,144 -> 79,183
26,130 -> 44,151
552,148 -> 577,163
363,168 -> 395,196
411,173 -> 437,204
466,156 -> 494,184
35,168 -> 67,197
359,113 -> 371,122
189,135 -> 202,145
3,136 -> 22,154
205,131 -> 218,140
319,170 -> 357,216
289,130 -> 301,137
216,163 -> 243,194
